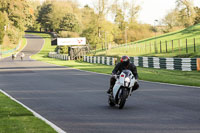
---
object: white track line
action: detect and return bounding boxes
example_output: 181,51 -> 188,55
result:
25,34 -> 66,133
0,89 -> 66,133
18,33 -> 199,132
139,80 -> 200,89
0,34 -> 66,133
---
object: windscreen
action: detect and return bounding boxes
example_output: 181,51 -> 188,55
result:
122,70 -> 132,77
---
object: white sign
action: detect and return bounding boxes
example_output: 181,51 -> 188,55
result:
57,38 -> 86,46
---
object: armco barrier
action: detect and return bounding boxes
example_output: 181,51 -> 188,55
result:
83,56 -> 116,66
48,52 -> 69,60
83,56 -> 197,71
48,53 -> 197,71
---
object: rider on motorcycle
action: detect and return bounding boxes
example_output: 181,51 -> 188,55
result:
107,55 -> 139,94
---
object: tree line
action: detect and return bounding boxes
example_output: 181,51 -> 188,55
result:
0,0 -> 35,45
35,0 -> 155,51
162,0 -> 200,32
0,0 -> 154,51
0,0 -> 200,52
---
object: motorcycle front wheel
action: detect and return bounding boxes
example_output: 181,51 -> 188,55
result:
118,88 -> 128,109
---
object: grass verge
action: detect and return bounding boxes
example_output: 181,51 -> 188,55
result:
0,33 -> 58,133
30,32 -> 200,87
2,37 -> 27,58
0,91 -> 56,133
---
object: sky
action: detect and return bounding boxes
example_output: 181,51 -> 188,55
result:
40,0 -> 200,25
137,0 -> 200,25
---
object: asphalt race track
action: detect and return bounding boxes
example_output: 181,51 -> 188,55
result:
0,34 -> 200,133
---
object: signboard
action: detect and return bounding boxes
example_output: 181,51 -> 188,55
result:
57,38 -> 86,46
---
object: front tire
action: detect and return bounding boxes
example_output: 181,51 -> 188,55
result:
118,88 -> 128,109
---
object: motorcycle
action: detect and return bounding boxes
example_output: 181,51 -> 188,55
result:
108,70 -> 136,109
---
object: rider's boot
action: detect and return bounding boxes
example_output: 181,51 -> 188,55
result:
107,86 -> 113,94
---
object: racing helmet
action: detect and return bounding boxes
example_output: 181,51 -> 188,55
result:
120,56 -> 130,68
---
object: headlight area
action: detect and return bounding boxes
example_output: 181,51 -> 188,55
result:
125,77 -> 130,82
124,77 -> 130,87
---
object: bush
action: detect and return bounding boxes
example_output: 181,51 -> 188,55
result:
58,31 -> 79,38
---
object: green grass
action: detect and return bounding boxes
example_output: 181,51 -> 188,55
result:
0,33 -> 57,133
94,24 -> 200,58
30,32 -> 200,87
2,37 -> 27,58
0,92 -> 56,133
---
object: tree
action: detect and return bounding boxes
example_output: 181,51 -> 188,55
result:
0,12 -> 6,44
162,9 -> 180,29
37,0 -> 81,32
81,4 -> 115,50
49,1 -> 76,32
113,8 -> 126,44
176,0 -> 196,27
94,0 -> 110,19
0,0 -> 33,31
60,13 -> 80,32
115,8 -> 125,30
37,2 -> 53,31
93,0 -> 111,36
128,23 -> 154,42
128,0 -> 140,23
111,0 -> 140,44
194,7 -> 200,24
0,0 -> 34,44
81,5 -> 96,29
26,0 -> 41,31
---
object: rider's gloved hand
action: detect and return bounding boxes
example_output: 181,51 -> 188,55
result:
111,73 -> 117,78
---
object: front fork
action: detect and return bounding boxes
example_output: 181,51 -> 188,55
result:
118,88 -> 129,103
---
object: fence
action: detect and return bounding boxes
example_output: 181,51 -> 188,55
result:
97,37 -> 200,56
83,56 -> 198,71
134,38 -> 200,55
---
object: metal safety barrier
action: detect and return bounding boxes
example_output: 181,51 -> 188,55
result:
83,56 -> 198,71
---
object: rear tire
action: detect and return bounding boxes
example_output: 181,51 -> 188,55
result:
119,89 -> 128,109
